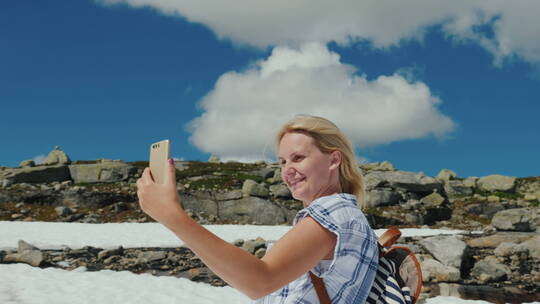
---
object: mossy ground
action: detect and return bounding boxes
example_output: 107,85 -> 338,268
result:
175,161 -> 266,191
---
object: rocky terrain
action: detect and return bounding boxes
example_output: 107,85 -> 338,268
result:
1,147 -> 540,303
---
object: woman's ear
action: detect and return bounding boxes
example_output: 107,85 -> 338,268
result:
329,150 -> 341,170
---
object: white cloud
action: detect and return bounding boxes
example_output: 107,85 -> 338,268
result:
187,43 -> 455,161
97,0 -> 540,64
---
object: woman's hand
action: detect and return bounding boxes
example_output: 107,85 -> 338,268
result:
136,158 -> 184,228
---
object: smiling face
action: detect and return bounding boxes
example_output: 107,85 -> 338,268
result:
278,132 -> 342,206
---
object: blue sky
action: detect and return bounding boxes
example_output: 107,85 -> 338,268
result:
1,0 -> 539,178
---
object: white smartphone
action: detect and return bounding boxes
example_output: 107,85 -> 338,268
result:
149,139 -> 170,184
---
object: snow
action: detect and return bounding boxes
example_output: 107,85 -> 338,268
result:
0,221 -> 467,250
0,221 -> 533,304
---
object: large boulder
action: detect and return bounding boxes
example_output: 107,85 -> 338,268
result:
4,250 -> 44,267
520,234 -> 540,260
180,191 -> 218,218
463,203 -> 504,219
364,188 -> 401,208
466,232 -> 537,248
61,189 -> 133,208
444,180 -> 474,197
0,165 -> 71,185
436,169 -> 457,182
68,160 -> 136,183
420,257 -> 461,282
269,184 -> 292,199
420,192 -> 446,208
19,160 -> 35,168
242,180 -> 270,198
491,208 -> 536,232
420,235 -> 467,268
471,256 -> 511,283
364,171 -> 442,193
44,146 -> 71,165
219,197 -> 287,225
477,175 -> 516,192
214,190 -> 243,201
360,161 -> 395,172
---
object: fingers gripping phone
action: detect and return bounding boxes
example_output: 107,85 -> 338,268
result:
149,139 -> 170,184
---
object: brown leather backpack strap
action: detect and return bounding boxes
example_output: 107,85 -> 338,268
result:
378,227 -> 401,248
309,271 -> 331,304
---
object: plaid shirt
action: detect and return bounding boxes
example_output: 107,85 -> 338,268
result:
253,193 -> 379,304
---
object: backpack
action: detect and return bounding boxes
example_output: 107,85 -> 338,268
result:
309,227 -> 423,304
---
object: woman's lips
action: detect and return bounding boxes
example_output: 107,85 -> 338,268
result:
288,177 -> 306,188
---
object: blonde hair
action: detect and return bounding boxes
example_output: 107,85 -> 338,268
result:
276,115 -> 365,207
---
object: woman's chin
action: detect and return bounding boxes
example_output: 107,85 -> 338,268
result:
291,191 -> 309,204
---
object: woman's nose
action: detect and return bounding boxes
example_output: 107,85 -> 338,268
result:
282,165 -> 296,177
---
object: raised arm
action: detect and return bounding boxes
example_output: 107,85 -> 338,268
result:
136,159 -> 336,299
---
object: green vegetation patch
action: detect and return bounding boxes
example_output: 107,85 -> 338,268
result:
72,160 -> 100,165
176,161 -> 266,191
130,161 -> 149,170
176,161 -> 264,179
517,176 -> 540,183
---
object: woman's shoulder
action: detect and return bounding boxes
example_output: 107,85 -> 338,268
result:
294,193 -> 371,231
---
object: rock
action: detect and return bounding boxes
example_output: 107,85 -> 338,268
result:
491,208 -> 536,232
444,180 -> 474,197
18,240 -> 39,252
241,238 -> 266,254
487,195 -> 500,203
477,175 -> 516,192
254,248 -> 266,259
136,251 -> 167,264
524,193 -> 538,201
242,179 -> 269,198
250,168 -> 275,179
180,192 -> 218,218
61,190 -> 131,209
113,202 -> 128,213
493,242 -> 518,257
462,177 -> 478,188
1,178 -> 12,188
420,257 -> 461,282
1,165 -> 71,184
466,232 -> 537,248
4,250 -> 44,267
463,203 -> 504,219
269,184 -> 292,199
44,146 -> 71,165
219,197 -> 287,225
520,235 -> 540,259
420,235 -> 467,268
68,161 -> 136,184
98,246 -> 124,260
55,206 -> 73,216
19,160 -> 35,168
471,256 -> 511,283
420,192 -> 446,208
360,161 -> 395,172
266,169 -> 283,184
364,171 -> 442,193
436,169 -> 457,182
214,191 -> 243,201
208,155 -> 220,163
364,188 -> 401,207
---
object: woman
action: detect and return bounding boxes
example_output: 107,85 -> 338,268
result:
137,115 -> 379,303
